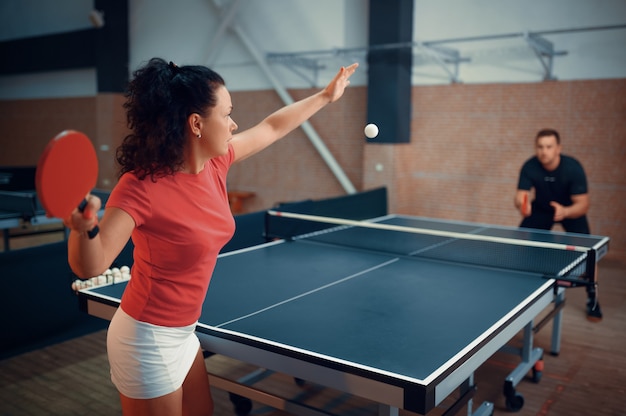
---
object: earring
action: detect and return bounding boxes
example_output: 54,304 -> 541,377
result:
197,134 -> 201,139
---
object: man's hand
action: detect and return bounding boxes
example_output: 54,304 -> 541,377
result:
515,190 -> 531,217
551,194 -> 590,221
550,201 -> 567,222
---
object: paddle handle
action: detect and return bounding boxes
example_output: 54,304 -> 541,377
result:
78,199 -> 99,239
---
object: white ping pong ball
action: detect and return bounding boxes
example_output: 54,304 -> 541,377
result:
364,123 -> 379,139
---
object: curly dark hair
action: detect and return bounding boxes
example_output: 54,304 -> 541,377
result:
116,57 -> 225,180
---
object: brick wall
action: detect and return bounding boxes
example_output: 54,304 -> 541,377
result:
1,78 -> 624,255
0,98 -> 97,166
0,95 -> 129,190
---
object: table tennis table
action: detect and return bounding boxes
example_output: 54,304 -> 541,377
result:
0,190 -> 67,250
0,189 -> 109,251
77,214 -> 609,416
0,168 -> 53,250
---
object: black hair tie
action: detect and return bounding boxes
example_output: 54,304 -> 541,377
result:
168,61 -> 181,75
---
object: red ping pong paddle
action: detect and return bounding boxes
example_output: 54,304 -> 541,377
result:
35,130 -> 99,238
521,193 -> 529,216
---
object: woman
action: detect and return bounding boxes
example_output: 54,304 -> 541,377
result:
66,57 -> 358,416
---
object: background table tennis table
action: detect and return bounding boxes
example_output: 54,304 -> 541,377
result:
78,214 -> 609,416
0,166 -> 109,251
0,190 -> 109,251
0,190 -> 66,250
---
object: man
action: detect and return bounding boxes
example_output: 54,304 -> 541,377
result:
515,128 -> 601,320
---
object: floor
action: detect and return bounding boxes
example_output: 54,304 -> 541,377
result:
0,229 -> 624,416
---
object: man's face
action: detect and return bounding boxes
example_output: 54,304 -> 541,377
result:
536,134 -> 561,170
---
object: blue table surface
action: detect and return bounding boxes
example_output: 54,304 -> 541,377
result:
203,240 -> 553,382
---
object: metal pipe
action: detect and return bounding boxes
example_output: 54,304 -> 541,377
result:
204,0 -> 242,67
222,20 -> 357,194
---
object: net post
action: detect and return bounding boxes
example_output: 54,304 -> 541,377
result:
585,248 -> 597,286
263,211 -> 272,242
585,248 -> 598,288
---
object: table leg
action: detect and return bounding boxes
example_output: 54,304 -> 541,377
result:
502,321 -> 544,412
550,288 -> 565,355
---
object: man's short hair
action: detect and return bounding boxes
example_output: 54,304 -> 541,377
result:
536,128 -> 560,144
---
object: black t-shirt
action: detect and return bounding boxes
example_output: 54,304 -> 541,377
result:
517,154 -> 588,213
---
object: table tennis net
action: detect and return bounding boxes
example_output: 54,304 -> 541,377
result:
264,213 -> 594,281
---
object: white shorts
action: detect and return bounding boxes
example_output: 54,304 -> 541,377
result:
107,307 -> 200,399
